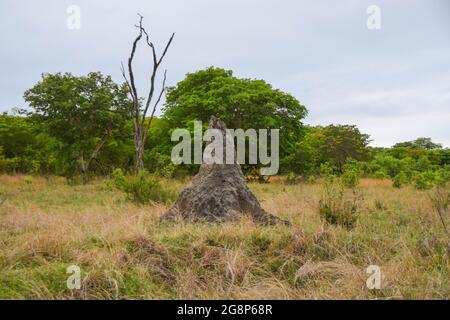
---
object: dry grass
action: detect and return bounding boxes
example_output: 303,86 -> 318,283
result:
0,175 -> 449,299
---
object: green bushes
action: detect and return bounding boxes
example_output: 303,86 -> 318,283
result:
341,169 -> 360,189
414,171 -> 437,190
389,168 -> 450,190
393,172 -> 408,188
341,159 -> 362,188
339,155 -> 450,190
112,169 -> 175,204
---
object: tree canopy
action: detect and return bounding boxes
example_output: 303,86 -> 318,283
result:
314,125 -> 371,172
23,72 -> 130,182
162,66 -> 308,163
393,137 -> 443,150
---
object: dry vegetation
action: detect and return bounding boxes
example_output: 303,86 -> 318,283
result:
0,175 -> 449,299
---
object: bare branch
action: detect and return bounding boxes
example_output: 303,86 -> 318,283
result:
120,61 -> 135,104
141,27 -> 158,67
145,69 -> 167,137
141,32 -> 174,129
127,14 -> 144,118
157,32 -> 175,67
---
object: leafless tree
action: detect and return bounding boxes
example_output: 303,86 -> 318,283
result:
121,14 -> 175,172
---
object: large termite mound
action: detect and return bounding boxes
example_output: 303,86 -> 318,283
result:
163,116 -> 288,225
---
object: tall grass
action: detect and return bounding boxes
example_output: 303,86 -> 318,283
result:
0,175 -> 449,299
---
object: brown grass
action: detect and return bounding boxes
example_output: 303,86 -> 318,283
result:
0,175 -> 449,299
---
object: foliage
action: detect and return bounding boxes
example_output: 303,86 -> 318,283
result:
393,172 -> 408,188
414,171 -> 437,190
23,72 -> 130,182
341,159 -> 363,188
319,162 -> 338,178
0,67 -> 448,184
393,137 -> 443,150
341,169 -> 360,189
313,125 -> 371,172
281,126 -> 318,175
162,67 -> 308,173
112,169 -> 175,204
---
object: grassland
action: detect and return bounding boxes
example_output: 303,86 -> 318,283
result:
0,175 -> 449,299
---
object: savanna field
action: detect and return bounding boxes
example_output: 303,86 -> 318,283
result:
0,175 -> 448,299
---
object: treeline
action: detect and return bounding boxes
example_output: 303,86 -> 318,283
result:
1,67 -> 449,189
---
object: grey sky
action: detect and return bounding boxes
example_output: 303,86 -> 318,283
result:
1,0 -> 449,147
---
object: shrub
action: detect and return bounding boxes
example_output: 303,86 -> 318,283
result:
112,169 -> 175,204
393,172 -> 408,188
318,178 -> 360,229
414,171 -> 436,190
435,168 -> 450,186
159,163 -> 177,179
369,155 -> 402,178
342,169 -> 360,189
319,162 -> 337,178
373,170 -> 388,179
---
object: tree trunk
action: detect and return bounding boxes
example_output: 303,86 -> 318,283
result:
135,144 -> 145,172
78,135 -> 109,184
133,120 -> 145,172
79,152 -> 89,184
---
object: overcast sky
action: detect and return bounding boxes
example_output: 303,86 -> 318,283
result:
1,0 -> 449,147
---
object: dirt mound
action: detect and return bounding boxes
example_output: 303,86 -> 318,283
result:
163,116 -> 287,225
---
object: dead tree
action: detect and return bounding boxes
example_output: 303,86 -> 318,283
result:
121,14 -> 175,172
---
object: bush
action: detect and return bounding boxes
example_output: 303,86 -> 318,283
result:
435,168 -> 450,186
414,171 -> 436,190
373,170 -> 388,179
393,172 -> 408,188
369,155 -> 402,178
342,169 -> 360,189
318,178 -> 360,229
319,162 -> 337,178
112,169 -> 175,204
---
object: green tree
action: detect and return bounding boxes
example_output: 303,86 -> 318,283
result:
281,126 -> 318,175
393,137 -> 442,150
0,113 -> 42,173
24,72 -> 130,183
314,125 -> 371,172
162,67 -> 308,172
